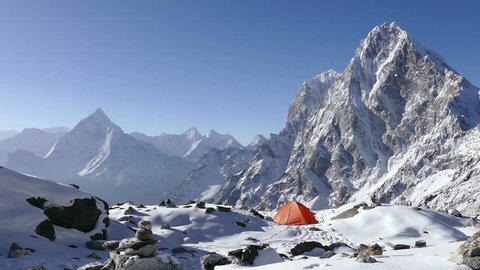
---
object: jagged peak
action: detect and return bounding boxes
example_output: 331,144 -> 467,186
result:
184,126 -> 201,141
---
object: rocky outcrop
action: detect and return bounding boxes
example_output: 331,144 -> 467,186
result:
44,197 -> 102,232
450,231 -> 480,269
8,243 -> 32,258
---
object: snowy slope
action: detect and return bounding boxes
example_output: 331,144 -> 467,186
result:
0,166 -> 114,270
105,202 -> 476,270
6,109 -> 194,204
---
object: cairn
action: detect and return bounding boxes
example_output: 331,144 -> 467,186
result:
79,220 -> 183,270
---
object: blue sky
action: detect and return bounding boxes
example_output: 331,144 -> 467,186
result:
0,0 -> 479,144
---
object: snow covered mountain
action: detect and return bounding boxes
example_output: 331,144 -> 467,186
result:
0,129 -> 19,140
131,128 -> 243,162
0,128 -> 65,164
6,108 -> 194,204
179,22 -> 480,216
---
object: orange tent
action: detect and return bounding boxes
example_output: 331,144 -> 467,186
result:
273,201 -> 318,225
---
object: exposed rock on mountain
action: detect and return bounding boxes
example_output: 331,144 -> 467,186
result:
181,22 -> 480,216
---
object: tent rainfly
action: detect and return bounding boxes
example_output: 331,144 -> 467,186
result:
273,201 -> 318,225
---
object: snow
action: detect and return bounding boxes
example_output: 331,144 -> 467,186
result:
0,177 -> 477,270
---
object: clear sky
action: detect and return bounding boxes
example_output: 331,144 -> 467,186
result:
0,0 -> 478,144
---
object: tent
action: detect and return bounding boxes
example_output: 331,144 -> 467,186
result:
273,201 -> 318,225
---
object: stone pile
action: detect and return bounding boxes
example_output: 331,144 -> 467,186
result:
79,220 -> 183,270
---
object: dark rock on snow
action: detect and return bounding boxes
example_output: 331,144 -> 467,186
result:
43,197 -> 101,232
228,244 -> 269,265
290,241 -> 330,256
35,219 -> 55,241
200,252 -> 232,270
8,243 -> 32,258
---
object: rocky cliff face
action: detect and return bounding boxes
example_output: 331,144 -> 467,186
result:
184,22 -> 480,216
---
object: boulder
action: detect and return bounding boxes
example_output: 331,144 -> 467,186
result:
205,208 -> 215,214
415,240 -> 427,248
393,244 -> 410,250
357,243 -> 383,256
124,206 -> 137,215
228,244 -> 268,265
85,240 -> 106,250
43,197 -> 101,232
35,219 -> 55,241
235,221 -> 246,228
217,206 -> 231,212
249,209 -> 264,219
290,241 -> 330,256
196,202 -> 206,209
450,231 -> 480,269
200,253 -> 232,270
8,243 -> 33,258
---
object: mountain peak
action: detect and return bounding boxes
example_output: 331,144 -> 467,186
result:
184,127 -> 201,142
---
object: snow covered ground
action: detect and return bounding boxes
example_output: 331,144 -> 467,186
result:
3,200 -> 476,269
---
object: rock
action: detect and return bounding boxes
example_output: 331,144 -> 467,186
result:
8,243 -> 32,258
450,231 -> 480,269
68,244 -> 78,248
196,202 -> 206,209
466,218 -> 478,227
235,221 -> 246,228
245,237 -> 259,243
138,220 -> 153,230
90,230 -> 107,241
393,244 -> 410,250
320,250 -> 336,259
112,253 -> 183,270
77,262 -> 105,270
290,241 -> 330,256
415,240 -> 427,248
124,206 -> 137,215
160,199 -> 177,208
201,253 -> 231,270
136,204 -> 145,208
69,184 -> 80,189
116,238 -> 160,257
449,209 -> 462,217
103,240 -> 121,250
172,247 -> 196,257
308,227 -> 321,231
332,205 -> 361,219
358,243 -> 383,256
205,207 -> 215,214
250,209 -> 264,219
217,206 -> 231,212
26,197 -> 47,209
357,255 -> 377,263
87,252 -> 102,259
103,217 -> 110,227
44,197 -> 101,232
85,240 -> 106,250
161,224 -> 171,230
35,219 -> 55,241
118,216 -> 131,222
136,229 -> 153,241
228,244 -> 269,265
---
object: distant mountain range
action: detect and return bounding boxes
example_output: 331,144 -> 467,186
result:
3,22 -> 480,216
